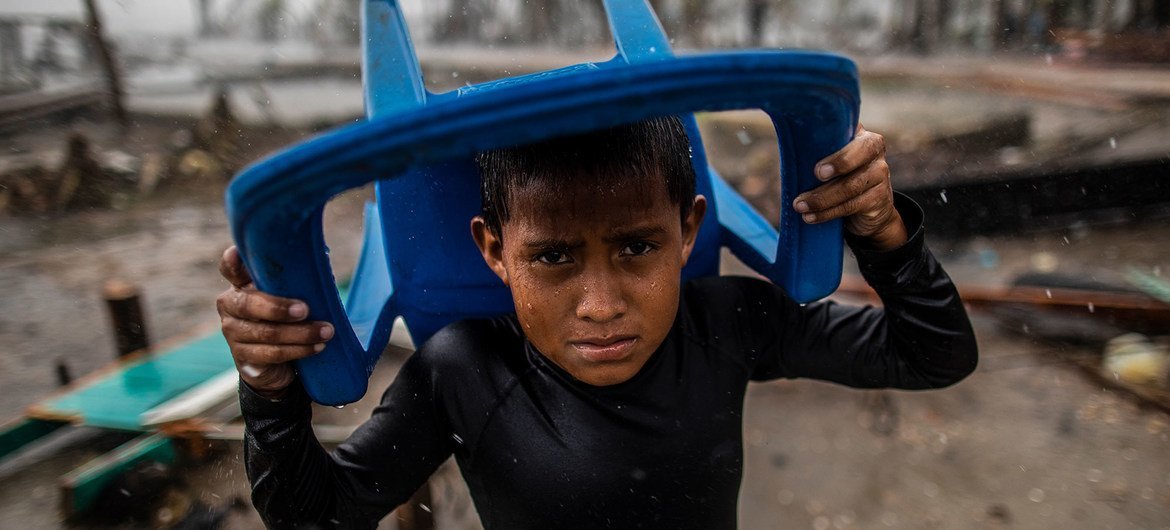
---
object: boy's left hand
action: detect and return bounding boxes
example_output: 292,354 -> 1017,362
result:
792,124 -> 907,252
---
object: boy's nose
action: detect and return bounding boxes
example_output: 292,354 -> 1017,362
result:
575,274 -> 627,323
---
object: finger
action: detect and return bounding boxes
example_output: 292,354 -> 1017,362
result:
232,341 -> 325,366
219,246 -> 253,288
217,287 -> 309,322
800,182 -> 890,224
221,315 -> 334,345
794,158 -> 887,214
814,126 -> 885,182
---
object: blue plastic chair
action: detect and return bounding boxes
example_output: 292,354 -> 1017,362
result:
227,0 -> 860,405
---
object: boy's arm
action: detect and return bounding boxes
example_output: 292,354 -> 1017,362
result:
240,348 -> 454,528
745,125 -> 977,387
748,193 -> 978,388
219,248 -> 452,527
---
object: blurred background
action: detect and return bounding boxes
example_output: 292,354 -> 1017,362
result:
1,0 -> 1168,528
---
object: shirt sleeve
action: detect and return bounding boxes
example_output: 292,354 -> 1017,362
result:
747,192 -> 978,389
240,348 -> 455,529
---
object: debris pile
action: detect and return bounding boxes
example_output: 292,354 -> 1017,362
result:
0,90 -> 247,216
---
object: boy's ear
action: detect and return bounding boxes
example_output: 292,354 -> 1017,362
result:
471,216 -> 510,285
680,195 -> 707,266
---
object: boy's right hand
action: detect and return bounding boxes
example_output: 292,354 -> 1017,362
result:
217,246 -> 334,398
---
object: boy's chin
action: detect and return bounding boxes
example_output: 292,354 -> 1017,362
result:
561,350 -> 652,387
569,364 -> 643,387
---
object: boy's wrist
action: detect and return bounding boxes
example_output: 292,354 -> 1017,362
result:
846,193 -> 924,259
856,211 -> 908,252
239,377 -> 311,419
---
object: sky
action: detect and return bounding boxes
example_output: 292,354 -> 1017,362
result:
0,0 -> 325,37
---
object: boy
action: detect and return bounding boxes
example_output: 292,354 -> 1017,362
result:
217,116 -> 977,529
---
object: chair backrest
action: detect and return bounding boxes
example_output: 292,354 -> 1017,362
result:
226,0 -> 859,405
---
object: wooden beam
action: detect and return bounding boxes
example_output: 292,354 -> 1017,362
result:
837,275 -> 1170,330
59,433 -> 175,518
0,417 -> 66,461
103,279 -> 150,358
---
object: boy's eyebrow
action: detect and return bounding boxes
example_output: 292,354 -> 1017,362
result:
521,236 -> 585,250
604,225 -> 669,243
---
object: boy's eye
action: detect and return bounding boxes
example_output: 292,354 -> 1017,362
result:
620,241 -> 656,257
536,251 -> 572,265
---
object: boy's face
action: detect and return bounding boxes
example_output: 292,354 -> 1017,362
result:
472,178 -> 706,386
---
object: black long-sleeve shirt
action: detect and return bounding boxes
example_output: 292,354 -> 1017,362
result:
239,195 -> 978,529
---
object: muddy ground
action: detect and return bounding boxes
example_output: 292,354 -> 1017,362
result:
1,54 -> 1169,529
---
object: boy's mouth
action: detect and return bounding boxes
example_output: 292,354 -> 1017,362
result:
571,336 -> 638,362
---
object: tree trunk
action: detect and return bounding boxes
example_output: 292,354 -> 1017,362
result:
747,0 -> 768,47
82,0 -> 127,126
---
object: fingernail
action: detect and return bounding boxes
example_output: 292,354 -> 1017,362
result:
320,324 -> 334,340
794,200 -> 809,213
816,164 -> 834,180
802,213 -> 816,223
313,343 -> 326,353
289,303 -> 308,318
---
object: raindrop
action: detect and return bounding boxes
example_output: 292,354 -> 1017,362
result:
1028,488 -> 1045,502
939,190 -> 948,203
1045,289 -> 1052,299
420,503 -> 432,513
1087,302 -> 1095,313
735,129 -> 752,145
1109,137 -> 1117,149
648,46 -> 657,53
452,433 -> 464,444
334,405 -> 345,409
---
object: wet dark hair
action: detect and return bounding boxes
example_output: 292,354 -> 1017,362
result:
476,115 -> 696,234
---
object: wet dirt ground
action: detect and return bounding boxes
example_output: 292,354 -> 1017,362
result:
2,56 -> 1169,529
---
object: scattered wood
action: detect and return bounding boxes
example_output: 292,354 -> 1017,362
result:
56,132 -> 117,210
839,275 -> 1170,412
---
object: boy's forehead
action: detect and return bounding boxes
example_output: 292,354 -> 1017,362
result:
506,176 -> 674,229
